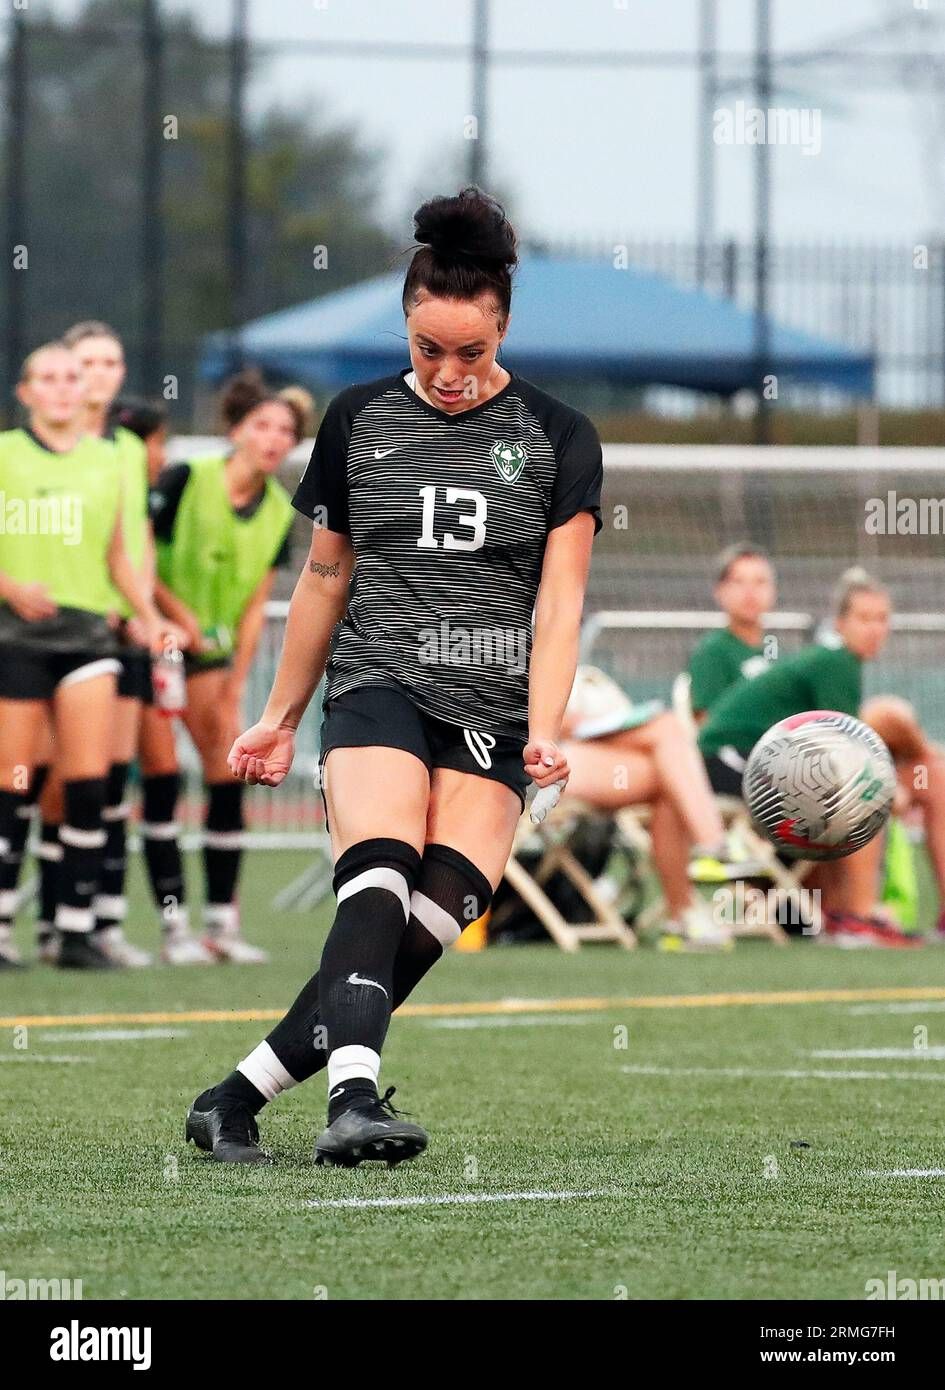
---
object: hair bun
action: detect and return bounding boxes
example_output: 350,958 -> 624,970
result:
413,186 -> 517,270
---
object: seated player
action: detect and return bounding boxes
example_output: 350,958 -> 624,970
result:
698,568 -> 922,947
843,695 -> 945,938
687,544 -> 778,724
559,666 -> 763,946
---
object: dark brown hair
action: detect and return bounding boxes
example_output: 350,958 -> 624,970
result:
402,186 -> 518,326
219,369 -> 308,442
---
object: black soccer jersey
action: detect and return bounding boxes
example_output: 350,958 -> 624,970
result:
292,369 -> 602,740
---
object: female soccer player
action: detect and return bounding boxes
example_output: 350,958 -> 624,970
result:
687,544 -> 777,722
699,568 -> 928,947
139,372 -> 302,963
0,343 -> 168,969
186,187 -> 601,1166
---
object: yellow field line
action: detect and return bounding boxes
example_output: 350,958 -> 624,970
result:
3,985 -> 945,1030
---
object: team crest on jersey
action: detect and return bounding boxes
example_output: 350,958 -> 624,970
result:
490,440 -> 527,485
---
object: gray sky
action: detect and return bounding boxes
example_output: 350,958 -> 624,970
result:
46,0 -> 945,244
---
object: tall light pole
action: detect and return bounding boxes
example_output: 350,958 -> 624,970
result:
468,0 -> 489,187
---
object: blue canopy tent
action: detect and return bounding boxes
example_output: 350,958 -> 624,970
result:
199,254 -> 874,398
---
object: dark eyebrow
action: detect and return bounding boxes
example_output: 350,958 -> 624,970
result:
416,335 -> 487,351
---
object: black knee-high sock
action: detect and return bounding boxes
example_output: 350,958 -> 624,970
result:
203,781 -> 244,928
319,838 -> 421,1096
223,843 -> 491,1112
0,766 -> 48,929
56,778 -> 107,936
37,818 -> 62,943
93,762 -> 131,934
141,773 -> 187,934
0,788 -> 22,936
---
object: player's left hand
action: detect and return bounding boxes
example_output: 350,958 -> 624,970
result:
523,737 -> 569,790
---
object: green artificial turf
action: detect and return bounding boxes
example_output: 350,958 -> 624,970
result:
1,850 -> 944,1301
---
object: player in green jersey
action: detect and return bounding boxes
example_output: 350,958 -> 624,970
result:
0,343 -> 174,969
138,371 -> 304,964
25,325 -> 158,967
701,569 -> 944,945
687,544 -> 778,722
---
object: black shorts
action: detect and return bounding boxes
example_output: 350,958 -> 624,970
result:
703,751 -> 746,798
0,648 -> 121,701
319,683 -> 530,810
185,654 -> 232,678
117,641 -> 153,703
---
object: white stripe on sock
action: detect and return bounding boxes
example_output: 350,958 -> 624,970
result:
0,837 -> 9,856
57,905 -> 95,933
204,903 -> 239,936
327,1045 -> 381,1092
410,889 -> 461,947
36,840 -> 63,862
139,820 -> 180,840
60,824 -> 107,849
15,802 -> 37,820
238,1041 -> 299,1102
203,830 -> 244,849
102,800 -> 132,823
337,867 -> 410,921
93,894 -> 127,921
0,889 -> 18,917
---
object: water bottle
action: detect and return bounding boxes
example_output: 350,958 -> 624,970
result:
152,645 -> 187,717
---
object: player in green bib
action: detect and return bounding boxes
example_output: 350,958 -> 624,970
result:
0,343 -> 172,970
687,544 -> 778,721
139,371 -> 304,964
700,570 -> 945,945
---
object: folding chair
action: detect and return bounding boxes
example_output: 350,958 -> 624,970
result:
671,670 -> 811,942
499,798 -> 638,952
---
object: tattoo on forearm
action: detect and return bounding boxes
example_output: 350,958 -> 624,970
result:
308,559 -> 340,579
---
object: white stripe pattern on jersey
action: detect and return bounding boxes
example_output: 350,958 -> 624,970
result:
316,380 -> 567,740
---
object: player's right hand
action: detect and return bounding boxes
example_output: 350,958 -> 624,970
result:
228,721 -> 296,787
8,581 -> 57,622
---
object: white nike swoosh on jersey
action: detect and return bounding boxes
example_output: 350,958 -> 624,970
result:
373,447 -> 399,458
347,971 -> 389,997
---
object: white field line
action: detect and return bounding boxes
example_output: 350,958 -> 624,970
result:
620,1064 -> 945,1083
864,1169 -> 945,1179
845,1002 -> 945,1016
38,1028 -> 191,1042
810,1048 -> 945,1060
305,1188 -> 611,1211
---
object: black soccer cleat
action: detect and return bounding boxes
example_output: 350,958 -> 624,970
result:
57,931 -> 122,970
185,1089 -> 272,1165
314,1086 -> 428,1169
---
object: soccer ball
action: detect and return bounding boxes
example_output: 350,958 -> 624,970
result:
742,710 -> 896,860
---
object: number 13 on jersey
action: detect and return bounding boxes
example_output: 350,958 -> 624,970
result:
417,485 -> 487,552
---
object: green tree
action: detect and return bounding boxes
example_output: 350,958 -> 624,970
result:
2,0 -> 396,420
